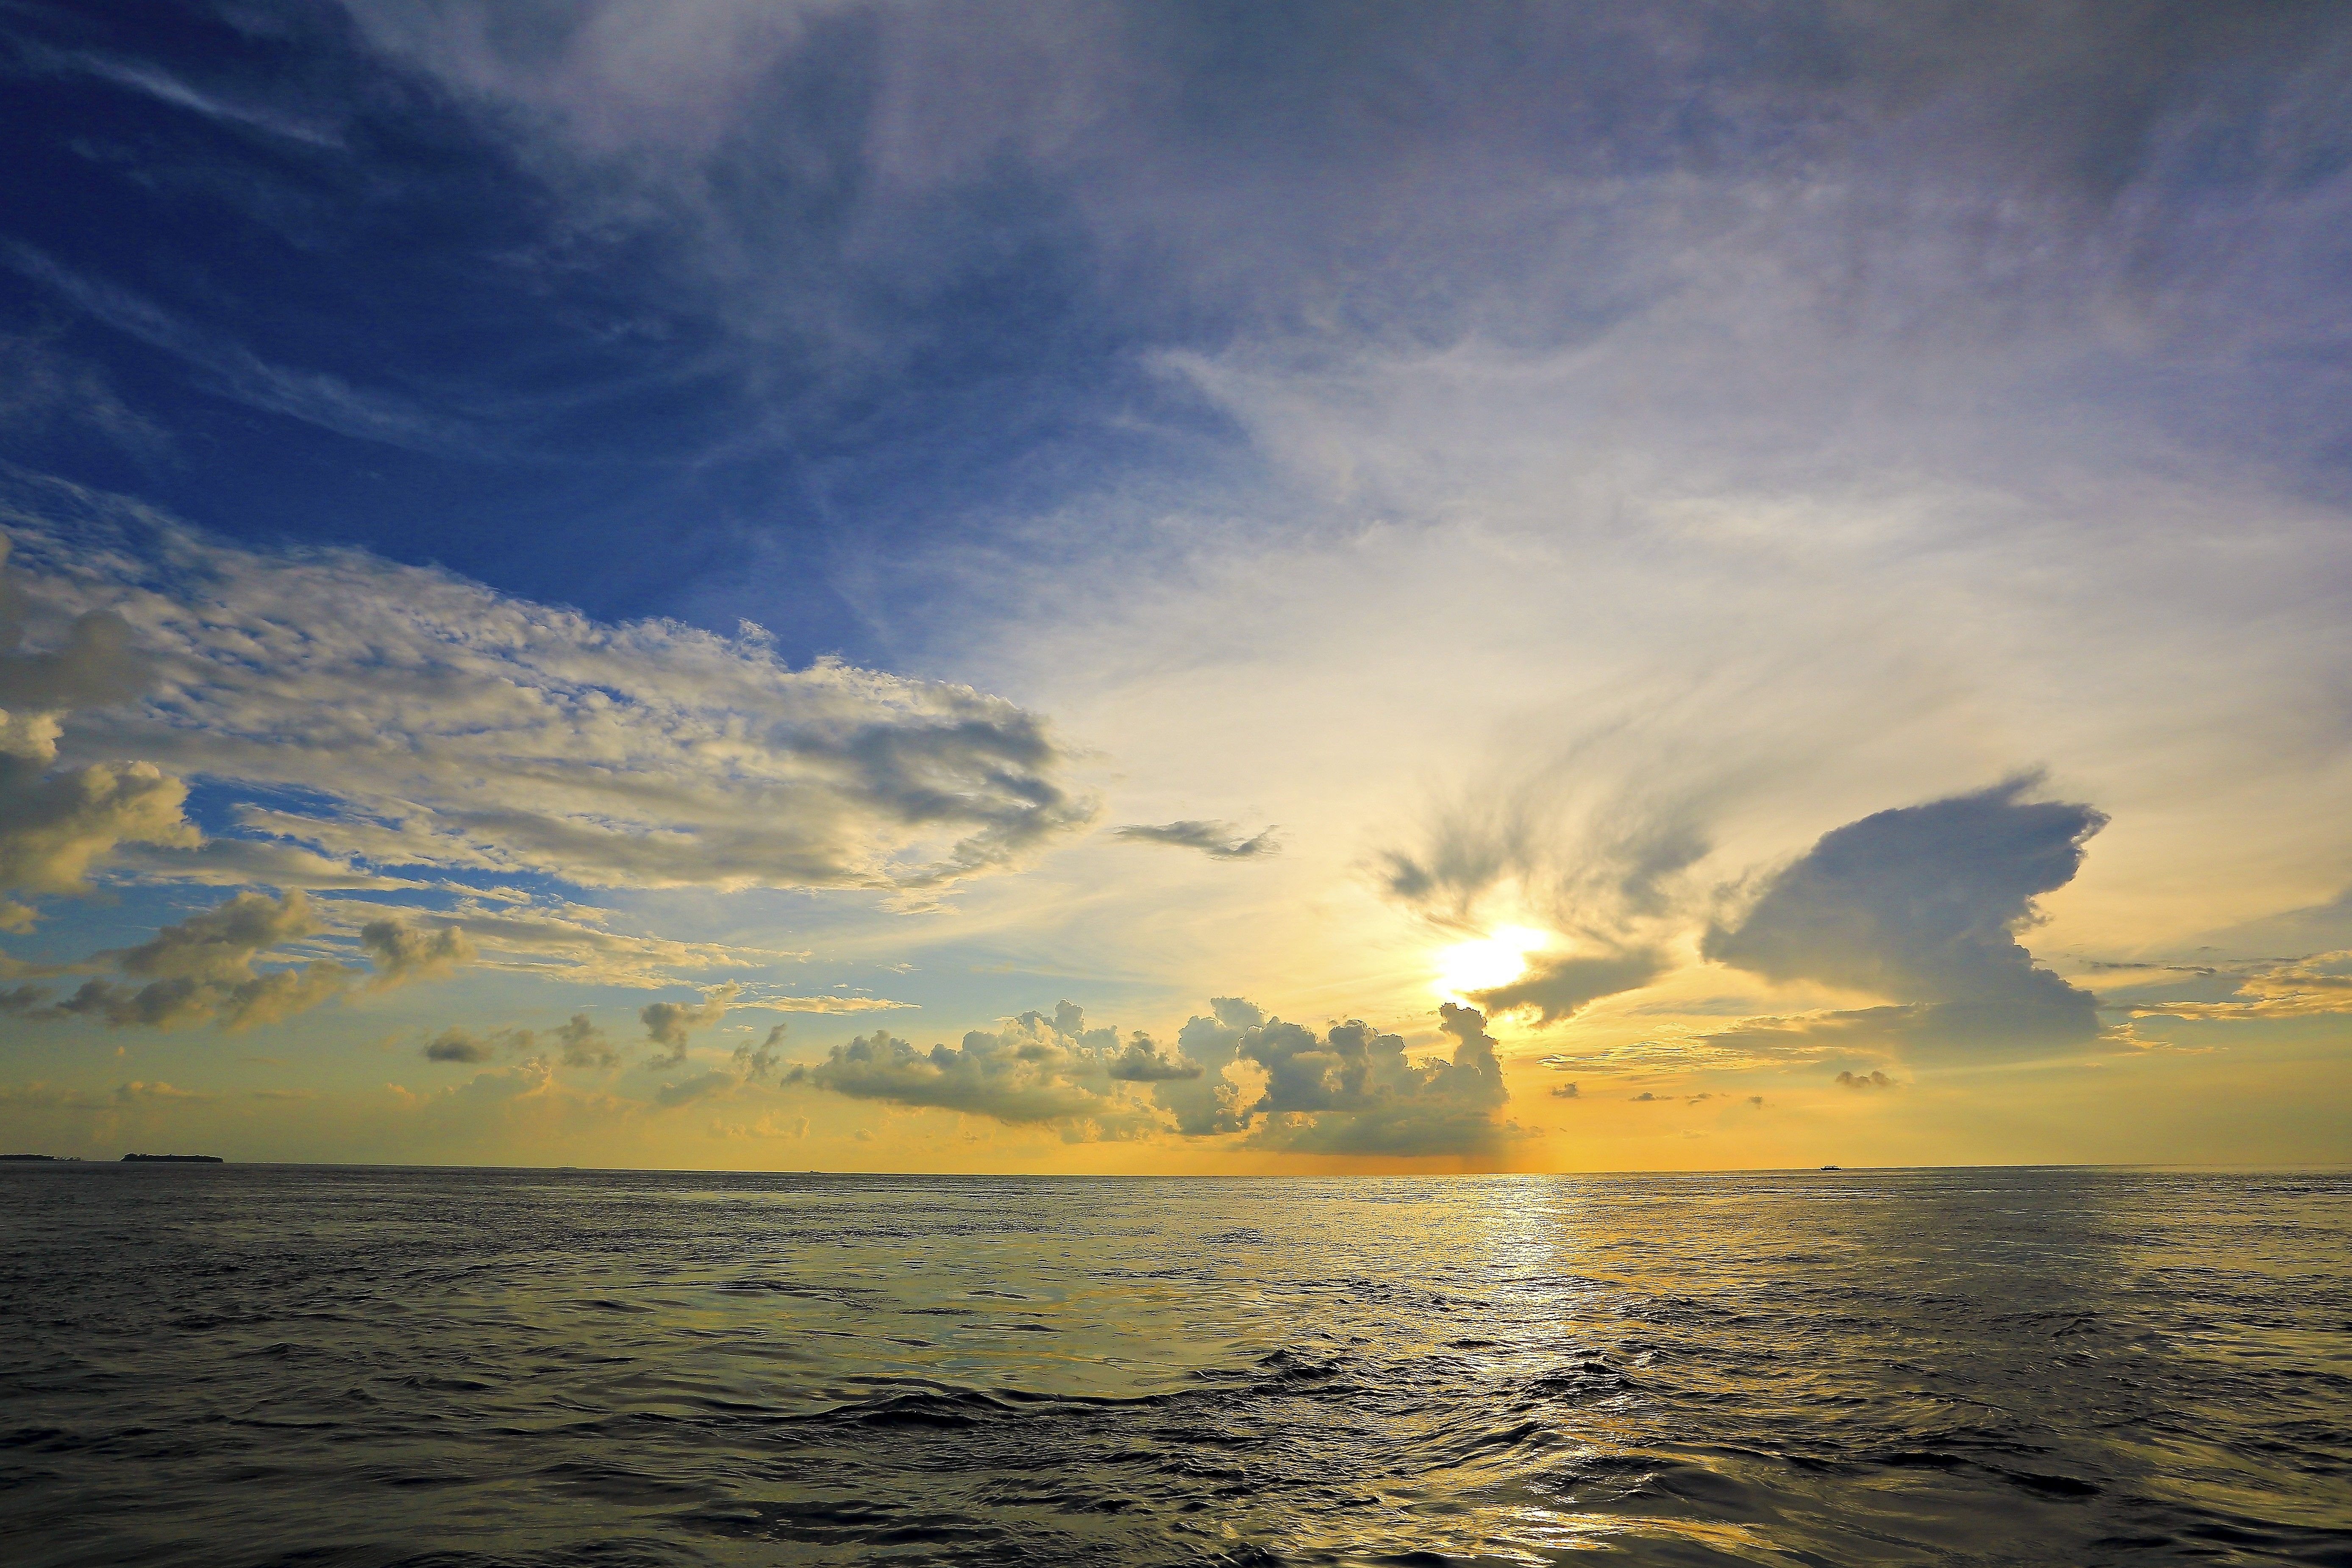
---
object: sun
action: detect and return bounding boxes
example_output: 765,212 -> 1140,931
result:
1432,925 -> 1550,1001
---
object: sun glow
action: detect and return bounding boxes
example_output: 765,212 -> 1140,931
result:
1432,925 -> 1551,1001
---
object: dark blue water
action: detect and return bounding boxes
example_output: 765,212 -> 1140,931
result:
3,1165 -> 2347,1565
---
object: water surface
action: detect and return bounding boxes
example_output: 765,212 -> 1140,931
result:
3,1165 -> 2347,1565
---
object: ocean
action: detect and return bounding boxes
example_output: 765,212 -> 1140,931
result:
2,1164 -> 2346,1566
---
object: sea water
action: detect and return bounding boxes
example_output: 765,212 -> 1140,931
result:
3,1164 -> 2346,1565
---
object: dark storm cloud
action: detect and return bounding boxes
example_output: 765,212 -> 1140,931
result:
1703,778 -> 2106,1054
1115,821 -> 1281,860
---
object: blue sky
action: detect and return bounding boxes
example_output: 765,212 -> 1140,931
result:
2,1 -> 2349,1170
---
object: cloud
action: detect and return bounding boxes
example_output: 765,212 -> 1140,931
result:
110,888 -> 319,981
555,1013 -> 618,1068
0,496 -> 1096,897
31,890 -> 350,1030
750,993 -> 909,1013
0,535 -> 197,906
1548,1082 -> 1578,1099
0,327 -> 172,459
641,981 -> 739,1065
37,50 -> 344,148
1114,820 -> 1281,859
324,899 -> 795,989
0,982 -> 50,1012
359,918 -> 477,987
1837,1070 -> 1897,1090
732,1023 -> 787,1081
106,837 -> 422,890
424,1028 -> 498,1063
0,753 -> 195,902
4,247 -> 462,452
7,889 -> 471,1031
1703,779 -> 2107,1055
795,1001 -> 1170,1141
1163,998 -> 1513,1157
2120,951 -> 2352,1022
1474,948 -> 1668,1026
1380,765 -> 1721,1023
654,1070 -> 737,1108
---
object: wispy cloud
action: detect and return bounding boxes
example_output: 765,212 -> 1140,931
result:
3,246 -> 466,451
1115,820 -> 1280,859
43,50 -> 343,147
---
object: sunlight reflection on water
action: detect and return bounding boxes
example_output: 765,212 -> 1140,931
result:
4,1165 -> 2347,1565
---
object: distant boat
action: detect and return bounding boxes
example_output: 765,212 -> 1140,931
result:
1819,1164 -> 1840,1170
121,1154 -> 224,1163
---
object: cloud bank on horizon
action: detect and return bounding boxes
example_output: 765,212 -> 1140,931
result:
0,0 -> 2346,1170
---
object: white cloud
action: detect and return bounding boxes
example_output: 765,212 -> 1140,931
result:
0,493 -> 1095,898
319,897 -> 791,989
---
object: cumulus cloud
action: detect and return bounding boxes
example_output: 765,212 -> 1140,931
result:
1114,821 -> 1280,859
0,534 -> 196,908
423,1028 -> 498,1063
8,889 -> 474,1031
641,981 -> 739,1065
555,1012 -> 618,1068
1703,779 -> 2107,1055
731,1023 -> 786,1081
1162,998 -> 1512,1156
1837,1070 -> 1897,1090
0,498 -> 1095,897
0,753 -> 194,904
37,890 -> 353,1030
359,918 -> 476,987
795,1002 -> 1171,1141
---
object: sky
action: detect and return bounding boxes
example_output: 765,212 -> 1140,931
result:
0,0 -> 2348,1173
